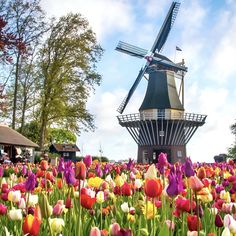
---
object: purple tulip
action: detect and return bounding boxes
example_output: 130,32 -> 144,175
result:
103,163 -> 111,175
166,165 -> 184,197
25,172 -> 36,191
58,158 -> 65,173
166,172 -> 179,197
215,185 -> 224,193
64,166 -> 76,185
83,155 -> 92,168
127,158 -> 135,170
95,164 -> 103,177
22,165 -> 27,176
183,157 -> 195,177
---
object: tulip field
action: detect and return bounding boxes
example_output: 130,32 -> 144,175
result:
1,154 -> 236,235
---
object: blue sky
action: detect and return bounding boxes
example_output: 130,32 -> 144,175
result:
41,0 -> 236,162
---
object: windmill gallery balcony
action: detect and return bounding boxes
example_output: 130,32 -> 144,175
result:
117,111 -> 207,147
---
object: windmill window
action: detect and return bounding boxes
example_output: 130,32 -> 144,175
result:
177,150 -> 182,158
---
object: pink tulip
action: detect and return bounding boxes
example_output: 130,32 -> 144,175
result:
0,203 -> 7,215
53,200 -> 65,216
90,227 -> 101,236
83,155 -> 92,168
110,223 -> 121,236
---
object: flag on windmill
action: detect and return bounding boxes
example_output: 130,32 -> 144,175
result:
176,46 -> 182,51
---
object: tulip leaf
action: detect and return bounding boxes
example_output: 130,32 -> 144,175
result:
158,224 -> 169,236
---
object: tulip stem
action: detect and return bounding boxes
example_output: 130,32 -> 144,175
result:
181,212 -> 185,235
195,191 -> 200,235
100,203 -> 103,229
78,184 -> 81,236
152,198 -> 155,236
25,191 -> 30,215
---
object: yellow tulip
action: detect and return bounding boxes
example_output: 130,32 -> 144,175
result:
145,164 -> 157,179
115,175 -> 124,187
88,177 -> 103,188
96,191 -> 105,204
142,200 -> 156,219
49,218 -> 65,234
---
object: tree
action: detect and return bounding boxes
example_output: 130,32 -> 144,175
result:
0,16 -> 25,63
18,120 -> 40,145
37,13 -> 103,149
228,120 -> 236,158
0,0 -> 47,129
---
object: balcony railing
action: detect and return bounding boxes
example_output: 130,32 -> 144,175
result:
117,111 -> 207,123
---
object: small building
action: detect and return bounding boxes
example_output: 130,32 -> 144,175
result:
0,125 -> 39,163
49,143 -> 80,162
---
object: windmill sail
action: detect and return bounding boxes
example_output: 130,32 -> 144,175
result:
151,2 -> 180,53
117,2 -> 181,114
117,64 -> 149,114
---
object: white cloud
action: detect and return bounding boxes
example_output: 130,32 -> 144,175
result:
41,0 -> 135,41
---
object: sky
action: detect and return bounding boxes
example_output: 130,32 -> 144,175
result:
41,0 -> 236,163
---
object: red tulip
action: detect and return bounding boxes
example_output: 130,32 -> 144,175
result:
175,196 -> 196,213
22,214 -> 41,236
187,214 -> 202,231
144,178 -> 162,198
121,182 -> 132,196
65,196 -> 73,209
215,214 -> 223,227
188,176 -> 204,192
80,189 -> 96,209
75,161 -> 87,180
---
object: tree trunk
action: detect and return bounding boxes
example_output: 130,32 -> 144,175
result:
12,52 -> 21,129
19,93 -> 27,133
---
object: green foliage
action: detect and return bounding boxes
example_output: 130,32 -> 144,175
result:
48,128 -> 76,144
76,156 -> 109,162
18,120 -> 41,146
48,152 -> 60,159
228,120 -> 236,158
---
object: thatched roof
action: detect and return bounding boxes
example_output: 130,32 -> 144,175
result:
0,125 -> 39,148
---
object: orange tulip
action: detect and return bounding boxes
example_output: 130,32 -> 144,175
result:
22,214 -> 41,236
197,167 -> 206,179
188,176 -> 204,192
40,160 -> 49,171
144,178 -> 162,198
57,178 -> 63,189
75,161 -> 87,180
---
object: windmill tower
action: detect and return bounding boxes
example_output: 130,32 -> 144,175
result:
116,2 -> 207,163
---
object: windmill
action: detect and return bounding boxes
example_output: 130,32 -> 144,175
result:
116,1 -> 207,163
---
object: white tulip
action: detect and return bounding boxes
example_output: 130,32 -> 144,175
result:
28,194 -> 38,206
224,214 -> 236,233
8,208 -> 22,221
221,227 -> 231,236
121,202 -> 129,213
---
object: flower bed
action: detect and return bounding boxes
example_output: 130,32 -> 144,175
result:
0,154 -> 235,235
